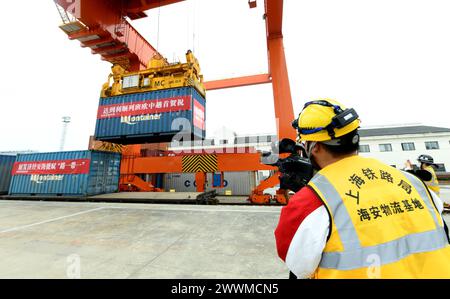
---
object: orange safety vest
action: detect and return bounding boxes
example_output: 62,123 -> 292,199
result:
308,155 -> 450,278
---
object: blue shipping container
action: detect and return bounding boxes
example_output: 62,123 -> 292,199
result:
9,151 -> 121,197
95,87 -> 206,144
0,155 -> 16,195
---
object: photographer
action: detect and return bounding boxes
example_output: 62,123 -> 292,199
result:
275,99 -> 450,278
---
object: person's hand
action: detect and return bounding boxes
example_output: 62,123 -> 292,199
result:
404,159 -> 413,170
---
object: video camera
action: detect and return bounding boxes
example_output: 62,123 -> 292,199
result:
261,138 -> 314,192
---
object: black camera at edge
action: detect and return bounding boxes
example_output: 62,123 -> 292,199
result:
261,138 -> 314,193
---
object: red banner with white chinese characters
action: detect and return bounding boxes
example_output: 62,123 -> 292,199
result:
12,159 -> 91,175
193,100 -> 205,130
97,96 -> 192,119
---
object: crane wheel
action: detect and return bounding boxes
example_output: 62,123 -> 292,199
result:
249,194 -> 271,205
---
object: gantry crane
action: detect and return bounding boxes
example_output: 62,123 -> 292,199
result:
54,0 -> 296,204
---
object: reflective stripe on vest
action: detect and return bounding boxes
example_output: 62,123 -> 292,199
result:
403,171 -> 440,227
311,173 -> 448,270
424,166 -> 440,195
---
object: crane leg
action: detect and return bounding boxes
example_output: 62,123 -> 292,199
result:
249,172 -> 279,204
195,172 -> 206,192
267,36 -> 296,141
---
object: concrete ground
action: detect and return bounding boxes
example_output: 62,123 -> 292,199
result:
0,200 -> 287,279
0,187 -> 448,279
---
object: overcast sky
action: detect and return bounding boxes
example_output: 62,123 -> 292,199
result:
1,0 -> 450,152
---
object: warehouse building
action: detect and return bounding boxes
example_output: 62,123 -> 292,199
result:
358,124 -> 450,172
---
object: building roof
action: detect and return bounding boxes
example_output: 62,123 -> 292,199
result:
359,125 -> 450,137
170,134 -> 278,148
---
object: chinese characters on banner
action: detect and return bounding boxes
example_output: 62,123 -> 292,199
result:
97,96 -> 192,119
193,100 -> 205,130
12,159 -> 91,175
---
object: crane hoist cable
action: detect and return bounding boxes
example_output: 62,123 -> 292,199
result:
186,0 -> 190,51
186,0 -> 199,54
157,0 -> 162,52
195,0 -> 201,57
192,0 -> 196,53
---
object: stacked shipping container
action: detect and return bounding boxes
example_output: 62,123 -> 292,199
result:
0,155 -> 16,195
95,87 -> 206,144
9,151 -> 121,197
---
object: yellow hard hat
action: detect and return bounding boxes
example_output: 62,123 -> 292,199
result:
292,99 -> 360,142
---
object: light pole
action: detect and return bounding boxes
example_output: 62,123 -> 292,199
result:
60,116 -> 71,151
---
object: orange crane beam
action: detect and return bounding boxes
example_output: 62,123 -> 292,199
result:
204,74 -> 272,91
265,0 -> 283,38
119,151 -> 277,197
267,36 -> 295,140
265,0 -> 295,141
126,0 -> 186,16
55,0 -> 181,70
122,153 -> 275,174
